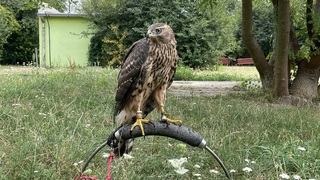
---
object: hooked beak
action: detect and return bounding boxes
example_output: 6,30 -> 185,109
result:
146,30 -> 156,39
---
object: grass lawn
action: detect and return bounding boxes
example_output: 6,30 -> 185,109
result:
0,67 -> 319,179
174,66 -> 260,81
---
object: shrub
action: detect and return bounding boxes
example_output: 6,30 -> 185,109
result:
84,0 -> 232,68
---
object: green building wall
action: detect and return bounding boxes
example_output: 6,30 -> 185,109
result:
39,16 -> 91,67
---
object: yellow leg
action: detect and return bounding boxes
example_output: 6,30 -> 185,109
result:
130,110 -> 149,136
160,107 -> 182,124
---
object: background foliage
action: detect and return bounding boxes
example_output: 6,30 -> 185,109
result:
0,0 -> 68,65
235,2 -> 275,59
83,0 -> 241,68
0,5 -> 20,61
0,0 -> 312,70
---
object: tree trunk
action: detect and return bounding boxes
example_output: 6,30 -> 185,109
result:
290,56 -> 320,99
274,0 -> 290,97
242,0 -> 320,100
241,0 -> 273,91
289,0 -> 320,100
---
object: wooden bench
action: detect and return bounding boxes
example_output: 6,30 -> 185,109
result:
218,57 -> 231,65
236,58 -> 254,65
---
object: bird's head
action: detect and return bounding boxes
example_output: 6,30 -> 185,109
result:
146,23 -> 175,44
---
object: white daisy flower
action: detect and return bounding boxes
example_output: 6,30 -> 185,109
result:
279,173 -> 290,179
102,152 -> 110,158
193,173 -> 201,177
293,174 -> 301,180
209,169 -> 219,174
168,158 -> 187,169
123,153 -> 134,159
242,167 -> 252,172
175,167 -> 189,175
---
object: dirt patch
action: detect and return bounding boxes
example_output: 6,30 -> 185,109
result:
169,81 -> 245,96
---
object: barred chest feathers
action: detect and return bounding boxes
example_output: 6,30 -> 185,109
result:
148,43 -> 177,85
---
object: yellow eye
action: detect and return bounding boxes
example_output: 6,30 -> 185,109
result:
155,29 -> 162,34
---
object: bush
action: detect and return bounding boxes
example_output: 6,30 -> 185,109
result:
84,0 -> 233,68
0,5 -> 20,61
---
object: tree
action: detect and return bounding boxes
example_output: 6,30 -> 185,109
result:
83,0 -> 239,68
235,3 -> 274,59
0,0 -> 67,65
0,5 -> 20,61
241,0 -> 320,101
290,0 -> 320,99
2,6 -> 38,65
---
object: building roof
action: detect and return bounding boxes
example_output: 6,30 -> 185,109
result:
38,1 -> 84,17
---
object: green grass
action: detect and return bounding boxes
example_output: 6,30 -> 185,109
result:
1,67 -> 319,179
174,66 -> 259,81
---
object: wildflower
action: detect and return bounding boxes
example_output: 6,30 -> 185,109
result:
244,158 -> 250,163
123,154 -> 134,159
279,173 -> 290,179
230,169 -> 236,173
168,158 -> 189,175
194,164 -> 201,168
175,167 -> 189,175
102,152 -> 110,158
193,173 -> 201,177
78,160 -> 84,164
73,162 -> 78,166
209,169 -> 219,174
168,158 -> 187,169
293,175 -> 301,180
297,146 -> 306,151
34,170 -> 39,173
251,161 -> 256,164
242,167 -> 252,172
39,112 -> 46,116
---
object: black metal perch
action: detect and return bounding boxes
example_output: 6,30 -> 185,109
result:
80,120 -> 231,179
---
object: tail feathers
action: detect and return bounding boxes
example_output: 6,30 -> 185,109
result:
114,110 -> 127,126
113,138 -> 134,156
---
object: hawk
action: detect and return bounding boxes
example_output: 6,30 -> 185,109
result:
113,23 -> 181,156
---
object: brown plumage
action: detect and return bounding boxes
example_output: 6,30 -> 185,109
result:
113,23 -> 179,156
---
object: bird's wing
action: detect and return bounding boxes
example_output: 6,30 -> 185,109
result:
167,64 -> 177,89
114,38 -> 148,117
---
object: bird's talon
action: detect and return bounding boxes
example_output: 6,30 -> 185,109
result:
164,118 -> 182,124
130,119 -> 150,136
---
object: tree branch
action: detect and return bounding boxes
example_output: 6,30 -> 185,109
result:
241,0 -> 268,73
306,0 -> 313,40
290,25 -> 300,55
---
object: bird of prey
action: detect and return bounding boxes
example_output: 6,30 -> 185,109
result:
113,23 -> 181,156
